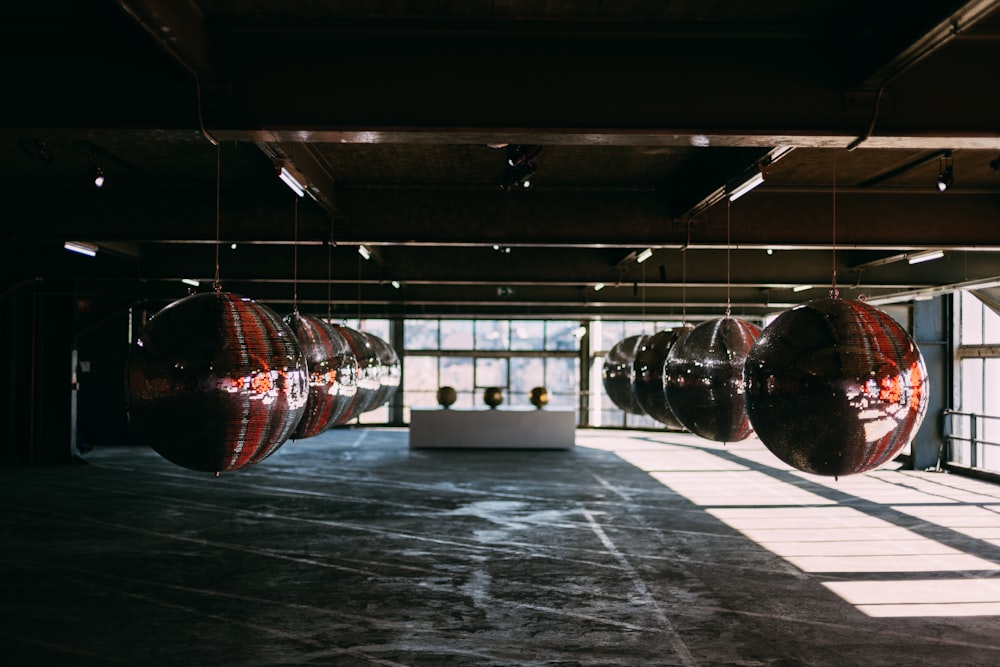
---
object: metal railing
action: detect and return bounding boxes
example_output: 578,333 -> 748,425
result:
943,410 -> 1000,473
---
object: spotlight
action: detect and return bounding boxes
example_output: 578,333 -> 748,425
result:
766,248 -> 774,255
94,165 -> 105,188
593,282 -> 606,292
230,243 -> 237,250
727,164 -> 765,201
636,248 -> 654,264
907,249 -> 945,264
64,241 -> 98,257
391,280 -> 401,289
936,150 -> 953,192
358,244 -> 372,260
502,161 -> 537,191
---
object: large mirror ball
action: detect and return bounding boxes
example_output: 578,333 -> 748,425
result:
126,292 -> 309,473
744,298 -> 929,477
631,326 -> 692,429
602,335 -> 648,415
284,312 -> 352,440
663,317 -> 761,442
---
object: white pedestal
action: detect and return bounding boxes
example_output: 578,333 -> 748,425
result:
409,409 -> 576,449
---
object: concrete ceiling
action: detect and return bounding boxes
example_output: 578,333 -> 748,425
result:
3,0 -> 1000,322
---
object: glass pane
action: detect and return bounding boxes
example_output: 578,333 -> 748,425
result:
624,321 -> 649,337
510,357 -> 545,393
985,300 -> 1000,345
546,357 -> 579,396
359,319 -> 390,341
599,321 -> 625,352
511,320 -> 545,351
440,356 -> 474,392
961,292 -> 983,345
454,391 -> 476,410
475,358 -> 508,388
403,356 -> 438,393
546,320 -> 581,350
475,320 -> 509,350
405,319 -> 439,350
441,320 -> 474,349
961,358 -> 984,416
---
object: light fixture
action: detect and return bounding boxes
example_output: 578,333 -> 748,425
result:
593,282 -> 606,292
727,165 -> 765,201
792,284 -> 812,293
230,242 -> 238,250
277,162 -> 306,197
181,278 -> 200,287
358,244 -> 372,260
64,241 -> 98,257
506,144 -> 542,167
936,150 -> 953,192
501,145 -> 542,191
907,249 -> 945,264
391,280 -> 401,289
766,248 -> 774,255
93,165 -> 105,189
636,248 -> 654,264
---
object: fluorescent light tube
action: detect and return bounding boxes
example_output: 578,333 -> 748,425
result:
64,241 -> 98,257
907,249 -> 944,264
727,169 -> 765,201
593,282 -> 605,292
358,245 -> 372,260
792,285 -> 812,293
391,280 -> 401,289
278,165 -> 305,197
181,278 -> 200,287
636,248 -> 653,263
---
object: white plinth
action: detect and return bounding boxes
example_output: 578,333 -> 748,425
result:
409,409 -> 576,449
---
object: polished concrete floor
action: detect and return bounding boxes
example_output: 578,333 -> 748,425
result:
2,427 -> 1000,666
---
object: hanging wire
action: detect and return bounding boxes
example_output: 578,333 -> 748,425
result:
831,152 -> 840,299
725,199 -> 732,317
212,144 -> 222,292
292,196 -> 299,313
357,251 -> 362,325
682,221 -> 690,325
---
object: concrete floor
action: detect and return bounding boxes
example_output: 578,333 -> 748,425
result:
2,427 -> 999,666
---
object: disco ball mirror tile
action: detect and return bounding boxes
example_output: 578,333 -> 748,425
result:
127,292 -> 308,473
602,335 -> 647,415
631,326 -> 692,429
664,317 -> 760,442
744,298 -> 928,477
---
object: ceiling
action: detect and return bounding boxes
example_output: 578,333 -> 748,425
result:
4,0 -> 1000,325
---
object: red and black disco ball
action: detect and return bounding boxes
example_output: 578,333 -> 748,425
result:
744,298 -> 928,477
329,325 -> 382,423
664,317 -> 760,442
631,326 -> 692,429
284,311 -> 355,439
126,292 -> 308,473
602,335 -> 647,416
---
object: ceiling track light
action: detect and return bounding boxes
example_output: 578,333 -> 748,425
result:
358,244 -> 372,260
277,162 -> 307,197
391,280 -> 401,289
907,249 -> 945,264
636,248 -> 654,264
937,150 -> 954,192
93,165 -> 105,189
505,144 -> 543,167
64,241 -> 98,257
593,282 -> 606,292
727,163 -> 766,201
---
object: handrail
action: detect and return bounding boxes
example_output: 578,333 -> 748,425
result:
942,409 -> 1000,471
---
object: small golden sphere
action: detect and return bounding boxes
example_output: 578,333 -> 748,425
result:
529,386 -> 549,409
436,385 -> 457,408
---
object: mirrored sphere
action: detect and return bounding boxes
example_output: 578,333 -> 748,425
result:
744,298 -> 929,477
664,317 -> 760,442
367,334 -> 401,411
323,325 -> 359,427
284,312 -> 352,439
126,292 -> 308,473
484,387 -> 504,408
603,335 -> 647,415
632,326 -> 692,429
330,325 -> 381,424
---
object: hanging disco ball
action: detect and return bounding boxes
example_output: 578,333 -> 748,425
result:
329,325 -> 382,424
367,334 -> 401,411
664,317 -> 760,442
603,335 -> 647,415
744,298 -> 929,477
631,326 -> 692,429
284,311 -> 356,439
126,292 -> 308,473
